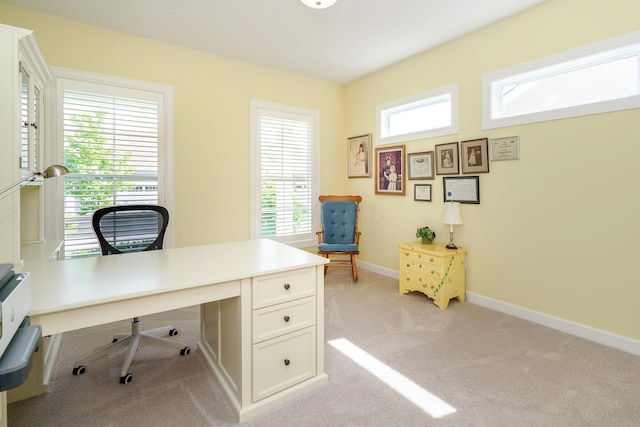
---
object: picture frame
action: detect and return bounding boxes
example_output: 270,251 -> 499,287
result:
443,176 -> 480,204
490,136 -> 520,161
461,138 -> 489,174
414,184 -> 432,201
375,145 -> 405,195
407,151 -> 434,180
435,142 -> 459,175
347,133 -> 372,178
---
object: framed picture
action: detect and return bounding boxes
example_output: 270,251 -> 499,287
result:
443,176 -> 480,204
490,136 -> 520,161
435,142 -> 459,175
347,134 -> 372,178
414,184 -> 432,201
461,138 -> 489,174
407,151 -> 434,180
375,145 -> 405,195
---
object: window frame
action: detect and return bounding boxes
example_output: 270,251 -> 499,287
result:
53,67 -> 175,252
376,83 -> 459,146
483,30 -> 640,129
249,99 -> 320,248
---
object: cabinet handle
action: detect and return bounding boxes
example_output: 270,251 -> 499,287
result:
284,359 -> 291,366
284,315 -> 290,322
284,283 -> 291,290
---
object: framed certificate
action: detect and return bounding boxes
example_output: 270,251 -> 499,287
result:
443,176 -> 480,204
414,184 -> 432,201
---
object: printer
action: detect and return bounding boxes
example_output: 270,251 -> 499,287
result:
0,264 -> 31,357
0,263 -> 39,391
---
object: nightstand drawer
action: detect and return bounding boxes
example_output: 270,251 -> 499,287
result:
400,271 -> 439,297
400,257 -> 443,279
253,326 -> 316,402
253,297 -> 316,343
253,268 -> 316,309
400,250 -> 443,268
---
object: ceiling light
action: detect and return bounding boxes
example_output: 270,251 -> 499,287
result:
300,0 -> 338,9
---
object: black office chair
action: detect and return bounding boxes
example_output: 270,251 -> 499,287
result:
72,205 -> 190,384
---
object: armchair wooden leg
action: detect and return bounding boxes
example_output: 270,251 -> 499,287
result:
351,254 -> 358,281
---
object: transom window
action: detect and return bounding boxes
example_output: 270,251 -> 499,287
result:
483,30 -> 640,129
376,83 -> 458,145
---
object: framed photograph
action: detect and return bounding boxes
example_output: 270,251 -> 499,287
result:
375,145 -> 405,195
490,136 -> 520,161
443,176 -> 480,204
414,184 -> 432,201
407,151 -> 434,180
461,138 -> 489,174
347,134 -> 372,178
435,142 -> 459,175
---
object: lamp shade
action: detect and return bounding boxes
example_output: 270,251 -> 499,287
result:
41,164 -> 70,179
300,0 -> 338,9
443,202 -> 463,225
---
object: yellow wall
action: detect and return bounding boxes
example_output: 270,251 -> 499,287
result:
2,0 -> 640,342
346,0 -> 640,339
0,3 -> 346,248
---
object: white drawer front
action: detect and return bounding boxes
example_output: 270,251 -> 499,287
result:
253,296 -> 316,343
253,268 -> 316,309
253,326 -> 316,402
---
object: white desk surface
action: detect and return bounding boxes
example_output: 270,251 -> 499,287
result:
24,239 -> 327,335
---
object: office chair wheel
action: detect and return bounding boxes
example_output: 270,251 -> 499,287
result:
120,374 -> 133,384
169,328 -> 178,336
180,347 -> 191,356
72,365 -> 87,375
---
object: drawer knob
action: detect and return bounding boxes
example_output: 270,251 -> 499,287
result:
284,283 -> 291,290
284,315 -> 290,322
284,359 -> 290,366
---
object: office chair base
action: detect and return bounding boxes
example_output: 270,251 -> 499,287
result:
72,320 -> 190,383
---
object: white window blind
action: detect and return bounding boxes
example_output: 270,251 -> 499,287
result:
251,102 -> 319,247
60,80 -> 161,258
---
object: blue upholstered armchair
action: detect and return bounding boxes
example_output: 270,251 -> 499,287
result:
316,195 -> 362,281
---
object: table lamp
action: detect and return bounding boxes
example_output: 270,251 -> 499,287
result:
442,201 -> 463,249
0,165 -> 70,196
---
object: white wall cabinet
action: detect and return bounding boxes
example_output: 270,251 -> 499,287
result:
0,24 -> 51,265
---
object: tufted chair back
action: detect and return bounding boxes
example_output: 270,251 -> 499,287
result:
316,195 -> 362,281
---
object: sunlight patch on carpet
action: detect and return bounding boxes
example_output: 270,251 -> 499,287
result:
328,338 -> 457,418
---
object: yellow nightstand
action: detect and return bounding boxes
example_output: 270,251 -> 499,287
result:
398,242 -> 467,310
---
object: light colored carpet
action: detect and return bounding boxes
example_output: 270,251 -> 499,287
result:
8,267 -> 640,426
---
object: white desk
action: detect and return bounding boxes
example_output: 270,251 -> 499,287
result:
16,239 -> 329,422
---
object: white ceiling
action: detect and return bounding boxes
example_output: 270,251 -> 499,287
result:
2,0 -> 547,83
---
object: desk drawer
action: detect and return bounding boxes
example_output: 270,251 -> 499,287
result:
253,326 -> 316,402
253,297 -> 316,343
253,268 -> 316,309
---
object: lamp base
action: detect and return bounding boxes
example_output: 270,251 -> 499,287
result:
446,231 -> 457,249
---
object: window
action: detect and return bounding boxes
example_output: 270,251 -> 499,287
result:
483,30 -> 640,129
55,69 -> 173,258
250,100 -> 319,248
376,83 -> 458,145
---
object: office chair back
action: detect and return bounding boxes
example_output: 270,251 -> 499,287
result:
93,205 -> 169,256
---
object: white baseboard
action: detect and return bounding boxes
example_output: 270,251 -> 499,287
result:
358,263 -> 640,356
466,292 -> 640,356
